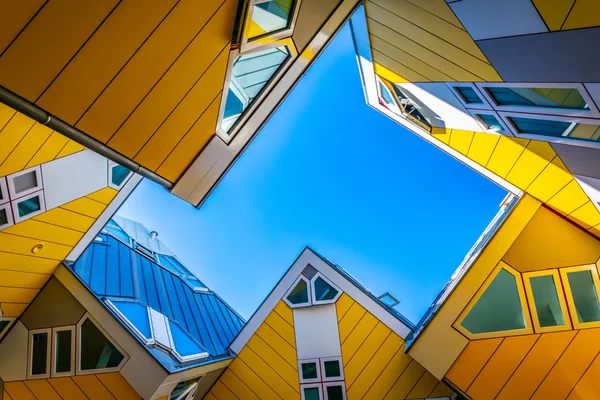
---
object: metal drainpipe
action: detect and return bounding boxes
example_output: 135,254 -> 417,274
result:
0,86 -> 173,189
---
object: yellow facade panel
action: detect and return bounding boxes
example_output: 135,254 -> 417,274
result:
346,333 -> 405,400
60,196 -> 107,219
72,375 -> 119,400
36,0 -> 178,125
108,0 -> 235,159
448,130 -> 474,156
569,202 -> 600,230
341,312 -> 378,366
274,300 -> 294,326
338,302 -> 367,343
0,102 -> 17,131
403,0 -> 464,29
255,323 -> 297,367
445,338 -> 502,390
568,354 -> 600,399
373,62 -> 410,84
0,123 -> 53,177
86,188 -> 118,206
363,346 -> 413,399
562,0 -> 600,30
466,335 -> 539,399
383,360 -> 425,400
33,207 -> 95,233
431,127 -> 451,145
55,141 -> 85,159
0,287 -> 38,303
0,252 -> 57,275
4,390 -> 13,400
532,329 -> 600,400
485,136 -> 529,178
0,112 -> 36,166
429,381 -> 454,398
496,330 -> 576,400
505,141 -> 556,190
0,0 -> 119,102
371,50 -> 429,82
218,369 -> 260,400
48,377 -> 89,400
4,382 -> 36,400
3,220 -> 84,247
96,373 -> 141,400
75,0 -> 224,144
466,132 -> 499,166
0,0 -> 45,55
134,46 -> 231,171
533,0 -> 576,31
336,293 -> 354,321
1,303 -> 29,318
0,232 -> 71,261
246,335 -> 298,388
155,95 -> 220,182
209,382 -> 237,400
407,370 -> 439,399
527,156 -> 573,202
344,322 -> 391,387
25,132 -> 69,169
547,179 -> 590,215
370,0 -> 488,62
265,309 -> 296,348
0,269 -> 49,289
238,347 -> 299,399
24,380 -> 62,400
227,358 -> 280,399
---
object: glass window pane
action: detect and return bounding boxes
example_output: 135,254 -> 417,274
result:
80,319 -> 124,370
461,269 -> 526,334
486,87 -> 588,110
314,277 -> 339,301
111,164 -> 130,187
0,208 -> 7,226
567,270 -> 600,323
324,360 -> 341,378
168,320 -> 205,358
326,385 -> 344,400
456,87 -> 483,104
529,275 -> 564,327
509,116 -> 573,136
0,320 -> 10,335
170,378 -> 199,400
31,332 -> 48,375
476,114 -> 503,131
287,279 -> 309,304
55,330 -> 72,373
379,82 -> 396,107
18,196 -> 41,217
105,221 -> 131,245
301,362 -> 318,380
303,387 -> 320,400
248,0 -> 293,39
222,46 -> 290,133
112,301 -> 152,340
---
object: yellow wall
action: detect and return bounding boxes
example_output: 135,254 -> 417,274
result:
0,0 -> 238,183
336,293 -> 452,400
533,0 -> 600,31
2,372 -> 140,400
0,187 -> 116,318
365,0 -> 502,83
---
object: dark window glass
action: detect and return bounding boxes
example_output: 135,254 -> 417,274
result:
324,360 -> 341,378
509,117 -> 571,137
314,277 -> 339,301
477,114 -> 503,131
461,269 -> 526,334
55,330 -> 72,373
486,87 -> 587,110
80,319 -> 124,370
111,165 -> 130,187
303,387 -> 320,400
0,320 -> 10,335
31,332 -> 48,375
18,196 -> 41,217
529,275 -> 564,327
567,270 -> 600,323
456,87 -> 483,104
170,377 -> 200,400
0,208 -> 8,226
301,362 -> 318,380
326,385 -> 344,400
113,301 -> 152,339
287,279 -> 309,304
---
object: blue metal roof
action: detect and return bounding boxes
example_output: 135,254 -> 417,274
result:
70,221 -> 245,372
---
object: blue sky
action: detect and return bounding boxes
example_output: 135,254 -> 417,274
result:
117,21 -> 506,323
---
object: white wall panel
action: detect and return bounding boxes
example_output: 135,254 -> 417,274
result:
41,150 -> 108,210
294,304 -> 341,360
0,321 -> 28,381
450,0 -> 547,40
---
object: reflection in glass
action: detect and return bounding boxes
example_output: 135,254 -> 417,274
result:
476,114 -> 504,132
529,275 -> 564,327
486,87 -> 588,110
248,0 -> 293,39
113,301 -> 152,340
456,86 -> 483,104
301,362 -> 318,380
509,117 -> 600,143
287,279 -> 309,304
80,319 -> 124,370
314,277 -> 339,301
567,270 -> 600,323
222,46 -> 290,133
168,320 -> 206,358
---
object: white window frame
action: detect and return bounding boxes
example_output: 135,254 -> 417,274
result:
323,381 -> 347,400
320,356 -> 344,382
11,189 -> 46,223
165,319 -> 210,363
171,378 -> 201,400
108,160 -> 133,190
0,202 -> 14,231
301,383 -> 323,400
105,299 -> 155,346
28,328 -> 52,379
475,82 -> 600,118
149,308 -> 171,350
0,177 -> 9,205
76,313 -> 128,375
0,317 -> 15,341
283,275 -> 312,308
467,109 -> 511,135
376,77 -> 402,115
498,112 -> 600,150
239,0 -> 302,53
51,326 -> 76,378
298,358 -> 321,383
447,83 -> 492,110
311,272 -> 342,305
7,166 -> 43,199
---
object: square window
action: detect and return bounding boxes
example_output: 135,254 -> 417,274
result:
0,208 -> 8,226
18,195 -> 41,217
301,384 -> 322,400
302,362 -> 318,380
7,167 -> 42,199
324,360 -> 341,378
111,164 -> 131,187
13,170 -> 38,194
326,385 -> 344,400
456,86 -> 483,104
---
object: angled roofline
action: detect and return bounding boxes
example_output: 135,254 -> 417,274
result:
229,246 -> 414,354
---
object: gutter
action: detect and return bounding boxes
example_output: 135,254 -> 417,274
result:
0,85 -> 173,189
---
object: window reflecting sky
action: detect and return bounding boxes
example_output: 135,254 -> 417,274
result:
116,21 -> 506,322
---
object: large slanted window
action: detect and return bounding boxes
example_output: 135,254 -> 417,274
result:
78,317 -> 125,373
485,87 -> 588,110
458,264 -> 531,338
504,115 -> 600,145
561,265 -> 600,329
523,270 -> 571,333
167,320 -> 209,363
107,300 -> 154,345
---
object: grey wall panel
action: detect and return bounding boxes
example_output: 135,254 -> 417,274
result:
292,0 -> 343,52
477,27 -> 600,82
552,143 -> 600,180
20,277 -> 86,330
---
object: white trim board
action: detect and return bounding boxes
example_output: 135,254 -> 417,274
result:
230,247 -> 413,354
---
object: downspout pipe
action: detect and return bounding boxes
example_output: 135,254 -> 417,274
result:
0,85 -> 173,190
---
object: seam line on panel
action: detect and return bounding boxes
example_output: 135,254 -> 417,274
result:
0,0 -> 49,60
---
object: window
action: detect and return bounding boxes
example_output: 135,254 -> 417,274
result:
311,273 -> 342,305
299,357 -> 346,400
0,319 -> 12,337
467,110 -> 508,134
561,265 -> 600,329
247,0 -> 294,40
220,44 -> 292,136
301,384 -> 323,400
0,177 -> 8,204
156,255 -> 209,292
285,276 -> 311,307
299,359 -> 320,383
378,80 -> 398,110
104,219 -> 132,245
167,319 -> 209,362
523,270 -> 571,333
505,115 -> 600,145
456,86 -> 484,104
485,87 -> 588,110
321,357 -> 343,381
324,382 -> 347,400
107,300 -> 153,344
109,162 -> 132,189
53,327 -> 75,377
12,191 -> 45,223
79,317 -> 125,373
378,292 -> 399,308
0,204 -> 13,230
170,377 -> 202,400
134,242 -> 156,261
458,264 -> 532,338
7,167 -> 42,199
285,269 -> 343,308
28,329 -> 51,379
